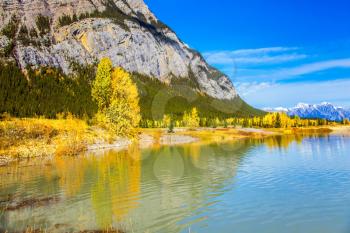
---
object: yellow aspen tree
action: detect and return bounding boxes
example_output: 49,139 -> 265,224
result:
162,114 -> 171,128
190,107 -> 200,128
182,111 -> 189,127
92,57 -> 113,110
106,67 -> 141,137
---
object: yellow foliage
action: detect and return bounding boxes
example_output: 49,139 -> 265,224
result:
162,114 -> 171,128
94,111 -> 110,127
92,57 -> 113,110
80,33 -> 92,52
89,149 -> 141,226
92,58 -> 141,138
183,107 -> 200,128
105,67 -> 141,137
0,117 -> 114,159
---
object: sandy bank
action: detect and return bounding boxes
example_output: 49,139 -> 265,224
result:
330,126 -> 350,136
87,132 -> 198,153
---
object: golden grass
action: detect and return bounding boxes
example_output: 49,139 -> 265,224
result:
4,227 -> 125,233
268,126 -> 333,135
0,117 -> 115,161
182,128 -> 272,143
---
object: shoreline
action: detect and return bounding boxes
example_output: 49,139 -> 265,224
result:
330,126 -> 350,136
1,118 -> 349,166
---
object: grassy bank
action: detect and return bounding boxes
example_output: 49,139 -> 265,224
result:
0,117 -> 344,166
0,117 -> 116,164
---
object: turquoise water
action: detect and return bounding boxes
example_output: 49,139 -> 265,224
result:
1,134 -> 350,232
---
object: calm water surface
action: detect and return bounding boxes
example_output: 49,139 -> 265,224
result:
1,134 -> 350,233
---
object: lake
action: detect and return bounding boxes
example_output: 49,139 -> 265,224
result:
1,134 -> 350,233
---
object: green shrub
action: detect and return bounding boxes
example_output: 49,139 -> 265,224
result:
29,28 -> 38,38
17,25 -> 31,46
36,15 -> 50,36
1,16 -> 18,39
59,14 -> 75,27
2,41 -> 15,57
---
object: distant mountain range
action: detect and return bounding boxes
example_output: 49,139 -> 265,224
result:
264,102 -> 350,121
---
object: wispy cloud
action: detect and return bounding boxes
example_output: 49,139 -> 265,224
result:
230,47 -> 298,55
238,58 -> 350,81
203,47 -> 307,65
236,82 -> 276,96
205,46 -> 350,108
280,58 -> 350,76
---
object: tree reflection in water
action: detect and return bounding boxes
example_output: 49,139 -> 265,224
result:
0,133 -> 330,232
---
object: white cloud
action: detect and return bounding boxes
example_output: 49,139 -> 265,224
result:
235,82 -> 276,96
203,46 -> 306,65
282,58 -> 350,76
205,46 -> 350,109
234,54 -> 307,64
230,47 -> 298,56
238,58 -> 350,81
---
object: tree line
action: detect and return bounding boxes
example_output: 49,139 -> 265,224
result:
0,62 -> 97,118
140,111 -> 349,129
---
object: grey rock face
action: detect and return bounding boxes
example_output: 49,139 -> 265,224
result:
0,35 -> 10,49
0,0 -> 238,100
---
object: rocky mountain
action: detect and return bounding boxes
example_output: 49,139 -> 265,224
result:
265,103 -> 350,121
0,0 -> 238,100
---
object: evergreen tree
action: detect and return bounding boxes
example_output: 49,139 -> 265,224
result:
243,118 -> 249,128
168,119 -> 175,133
223,119 -> 228,128
0,62 -> 96,118
275,113 -> 282,128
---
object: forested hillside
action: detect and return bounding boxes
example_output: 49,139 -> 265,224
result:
0,62 -> 264,120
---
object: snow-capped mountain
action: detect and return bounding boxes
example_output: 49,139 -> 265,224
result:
265,102 -> 350,121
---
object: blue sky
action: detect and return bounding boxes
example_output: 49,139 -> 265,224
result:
145,0 -> 350,109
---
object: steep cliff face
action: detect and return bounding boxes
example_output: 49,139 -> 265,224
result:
0,0 -> 237,100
